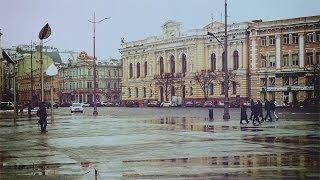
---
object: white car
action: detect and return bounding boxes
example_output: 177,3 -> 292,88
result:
160,101 -> 177,107
70,103 -> 84,113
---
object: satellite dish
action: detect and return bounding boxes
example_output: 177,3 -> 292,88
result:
39,23 -> 51,40
46,63 -> 58,76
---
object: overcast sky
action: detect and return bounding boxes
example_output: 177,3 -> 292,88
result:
0,0 -> 319,60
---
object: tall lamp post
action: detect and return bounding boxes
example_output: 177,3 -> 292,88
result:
88,13 -> 110,116
38,23 -> 51,102
207,0 -> 230,119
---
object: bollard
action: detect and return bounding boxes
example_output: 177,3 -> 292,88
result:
95,168 -> 98,176
209,108 -> 214,120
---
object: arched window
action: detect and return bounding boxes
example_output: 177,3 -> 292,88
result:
210,53 -> 216,71
144,61 -> 148,77
210,83 -> 214,95
136,62 -> 140,78
107,82 -> 111,89
135,87 -> 138,98
222,52 -> 226,72
233,50 -> 239,70
114,82 -> 117,89
171,86 -> 175,97
181,53 -> 187,76
128,88 -> 131,97
143,87 -> 146,97
129,63 -> 133,78
170,55 -> 175,74
159,57 -> 164,75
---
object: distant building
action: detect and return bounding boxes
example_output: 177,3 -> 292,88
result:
58,51 -> 122,104
248,16 -> 320,105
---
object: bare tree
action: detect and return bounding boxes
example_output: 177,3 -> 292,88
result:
194,70 -> 219,101
216,70 -> 240,95
154,72 -> 184,101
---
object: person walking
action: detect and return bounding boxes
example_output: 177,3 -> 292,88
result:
252,103 -> 261,125
37,102 -> 48,132
257,100 -> 264,122
249,99 -> 255,120
27,103 -> 32,119
271,100 -> 279,121
264,99 -> 273,121
240,105 -> 249,124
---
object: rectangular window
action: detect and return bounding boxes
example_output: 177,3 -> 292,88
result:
283,77 -> 289,86
261,37 -> 267,46
269,36 -> 275,45
210,83 -> 214,95
283,54 -> 289,67
128,88 -> 131,98
261,55 -> 267,68
283,34 -> 290,44
306,52 -> 313,65
269,77 -> 275,86
292,33 -> 299,44
317,32 -> 320,42
307,33 -> 314,42
306,76 -> 314,86
316,52 -> 320,64
220,82 -> 225,95
260,78 -> 267,87
232,82 -> 237,94
269,55 -> 276,67
190,87 -> 193,96
292,76 -> 298,85
292,54 -> 299,66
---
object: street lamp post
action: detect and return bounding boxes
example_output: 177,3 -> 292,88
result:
88,13 -> 110,116
207,0 -> 230,119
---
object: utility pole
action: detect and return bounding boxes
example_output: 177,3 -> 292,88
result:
222,0 -> 230,119
30,41 -> 34,106
88,13 -> 110,116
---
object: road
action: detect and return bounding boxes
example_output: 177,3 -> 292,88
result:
0,107 -> 319,179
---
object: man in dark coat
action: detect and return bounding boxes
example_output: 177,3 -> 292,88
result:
240,105 -> 249,124
249,99 -> 255,120
252,103 -> 261,125
37,102 -> 48,132
27,103 -> 32,119
264,99 -> 273,121
257,100 -> 264,121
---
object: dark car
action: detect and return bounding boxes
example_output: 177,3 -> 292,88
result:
126,101 -> 139,107
195,101 -> 204,107
60,102 -> 72,107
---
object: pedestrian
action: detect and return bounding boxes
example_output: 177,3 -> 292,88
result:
19,103 -> 24,116
37,102 -> 48,133
264,99 -> 273,121
257,100 -> 264,121
270,100 -> 279,121
27,103 -> 32,119
249,99 -> 255,120
240,105 -> 249,124
252,103 -> 261,125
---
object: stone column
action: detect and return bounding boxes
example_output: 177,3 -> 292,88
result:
174,49 -> 179,73
275,35 -> 281,69
299,33 -> 305,68
251,38 -> 257,70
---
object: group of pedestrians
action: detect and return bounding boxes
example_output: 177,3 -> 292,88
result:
240,99 -> 279,125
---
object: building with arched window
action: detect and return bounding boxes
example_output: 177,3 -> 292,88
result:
120,20 -> 249,105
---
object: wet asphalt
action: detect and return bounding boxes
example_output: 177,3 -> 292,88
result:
0,107 -> 319,179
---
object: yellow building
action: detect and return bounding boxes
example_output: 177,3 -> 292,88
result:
120,21 -> 249,105
248,16 -> 320,105
17,51 -> 60,105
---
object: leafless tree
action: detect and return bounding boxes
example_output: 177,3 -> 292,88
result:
194,70 -> 219,101
154,72 -> 184,101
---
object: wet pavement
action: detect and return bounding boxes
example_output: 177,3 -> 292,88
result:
0,107 -> 319,179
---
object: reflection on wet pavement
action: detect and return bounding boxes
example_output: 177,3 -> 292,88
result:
0,108 -> 319,179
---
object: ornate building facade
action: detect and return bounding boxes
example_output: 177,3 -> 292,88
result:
121,16 -> 320,105
249,16 -> 320,105
59,51 -> 122,104
120,20 -> 249,105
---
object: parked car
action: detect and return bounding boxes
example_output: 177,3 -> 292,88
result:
230,101 -> 240,108
147,101 -> 160,107
0,102 -> 14,110
216,101 -> 225,108
60,102 -> 72,107
203,101 -> 214,107
70,103 -> 84,113
184,101 -> 194,107
126,101 -> 139,107
82,103 -> 90,107
195,101 -> 204,107
160,101 -> 177,107
243,101 -> 251,107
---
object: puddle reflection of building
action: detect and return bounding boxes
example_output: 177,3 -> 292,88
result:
124,152 -> 319,177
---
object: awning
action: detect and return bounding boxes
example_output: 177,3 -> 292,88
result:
275,72 -> 306,77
